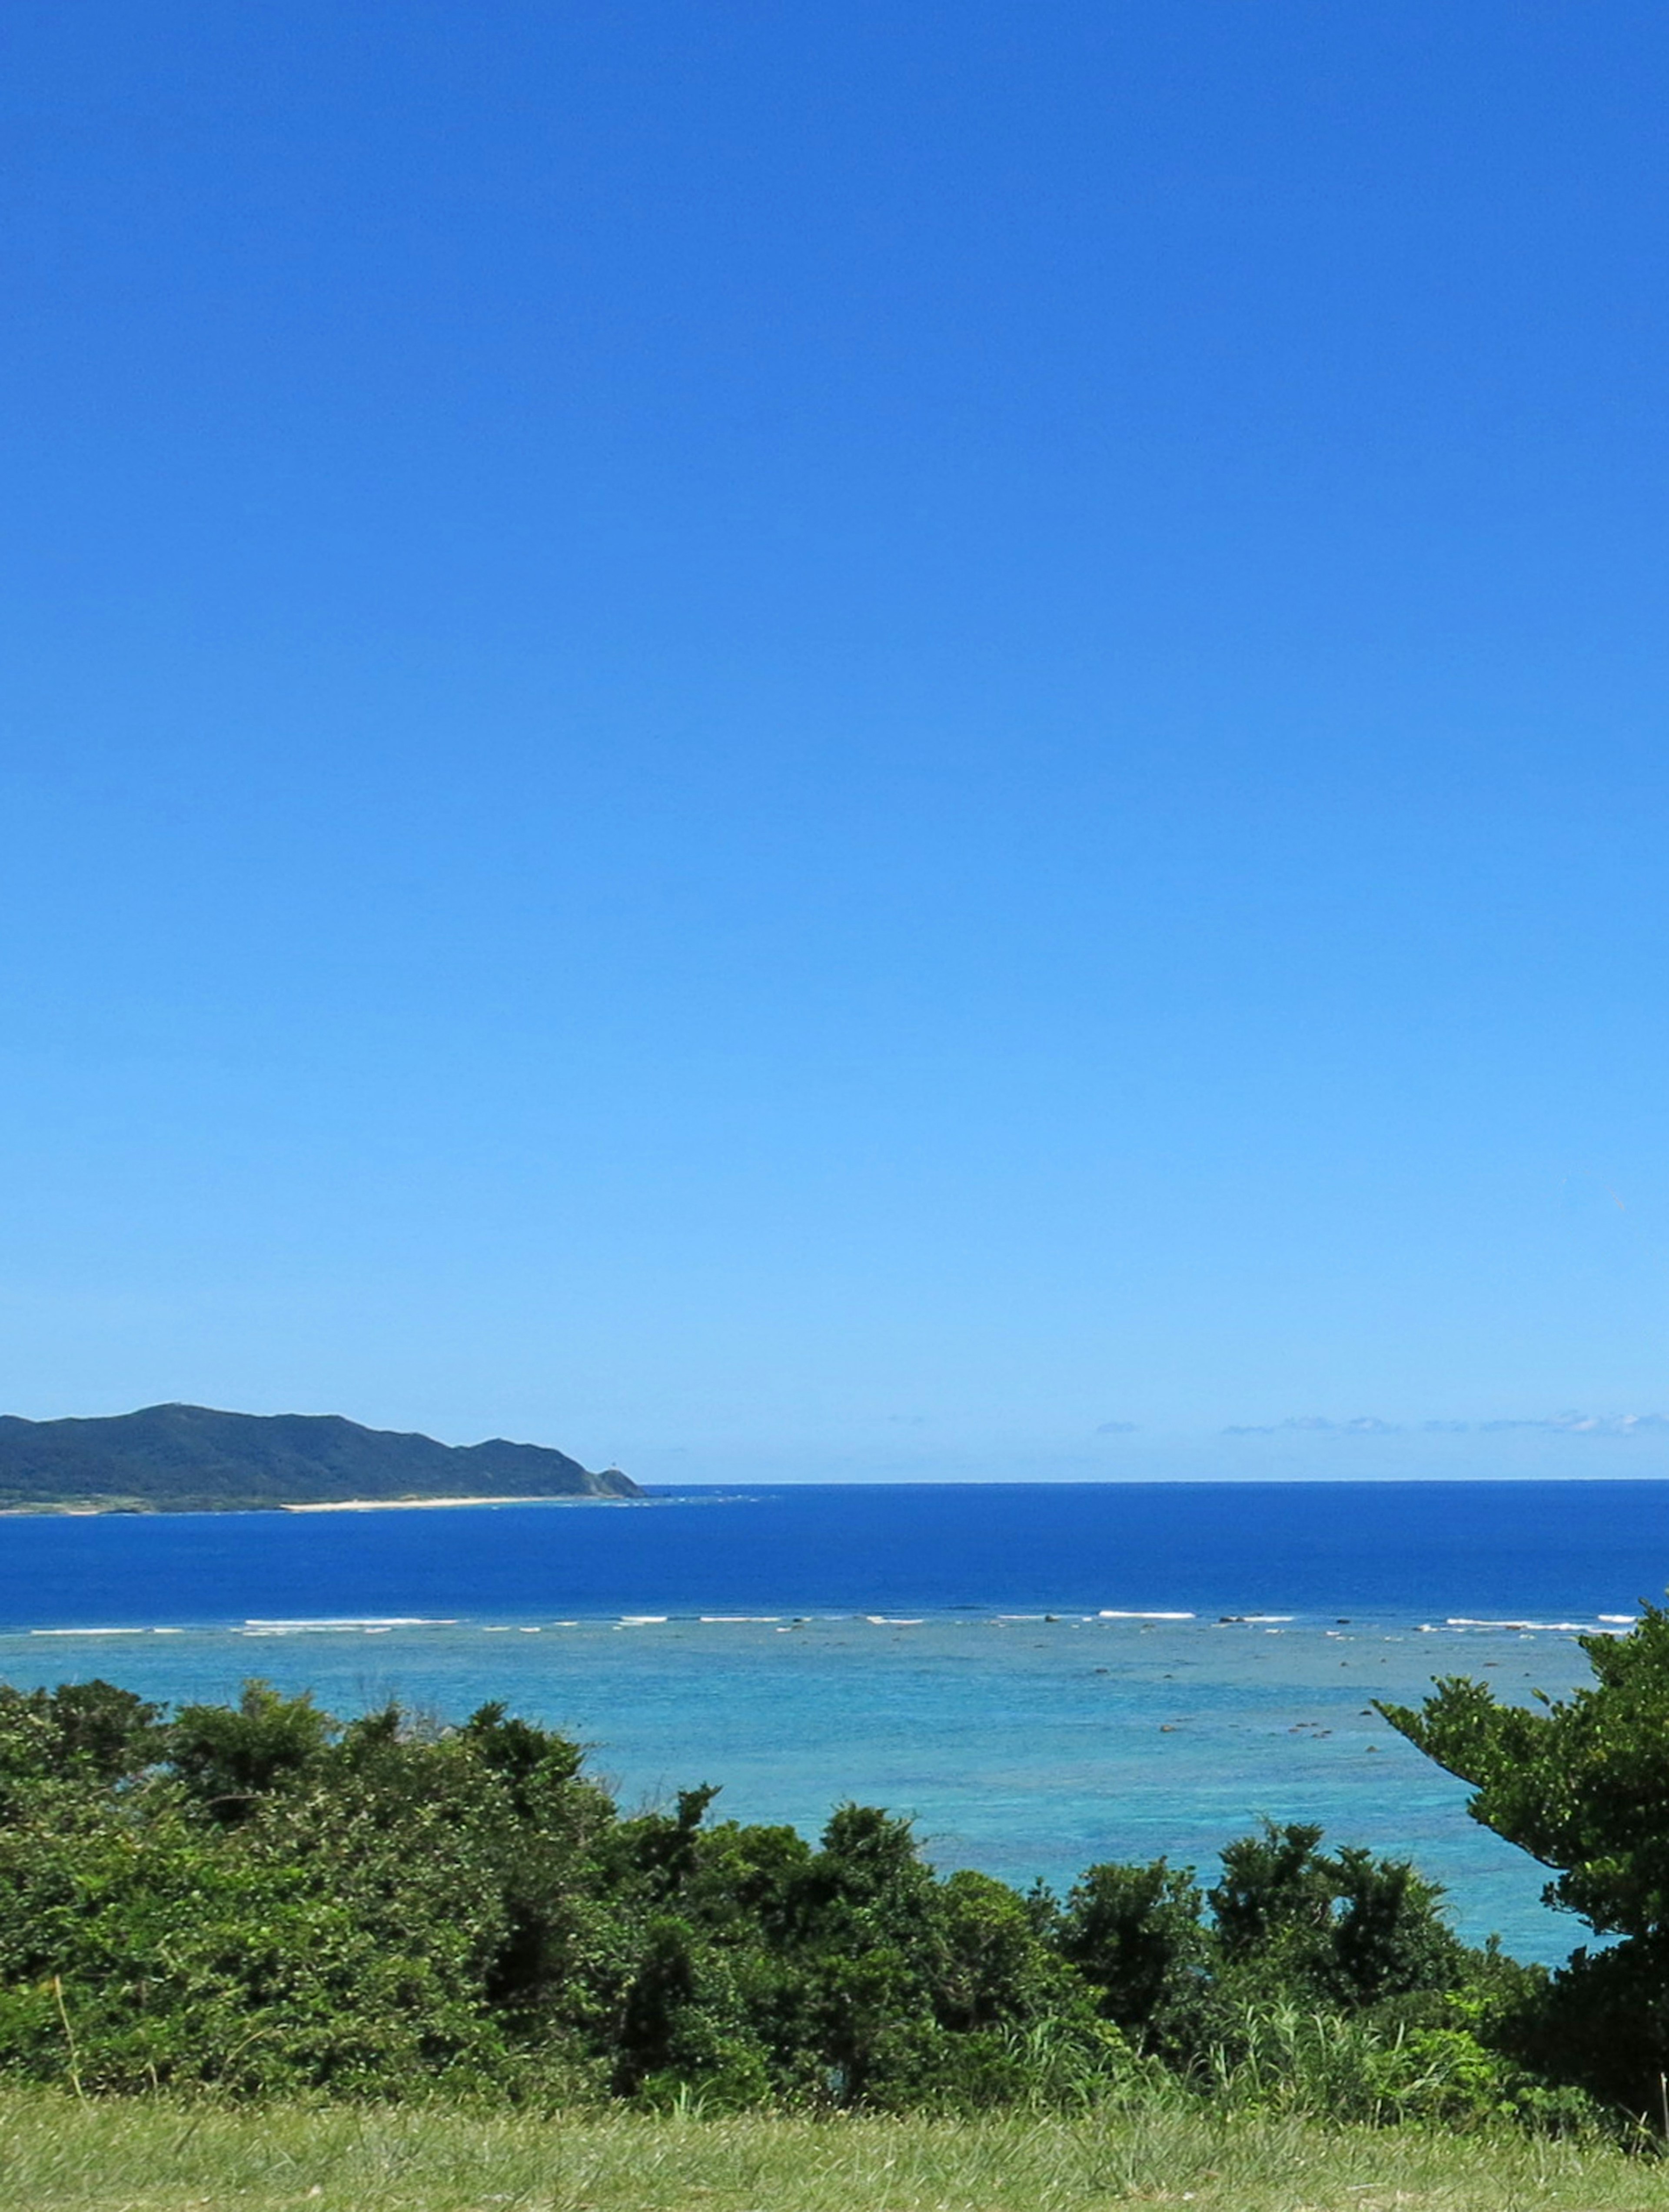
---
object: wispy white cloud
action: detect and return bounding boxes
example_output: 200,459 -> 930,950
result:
1094,1420 -> 1138,1436
1223,1410 -> 1669,1438
1479,1412 -> 1669,1436
1223,1416 -> 1399,1436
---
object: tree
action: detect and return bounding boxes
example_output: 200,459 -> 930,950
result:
1210,1822 -> 1461,2011
167,1682 -> 332,1822
1379,1603 -> 1669,2112
1058,1857 -> 1212,2052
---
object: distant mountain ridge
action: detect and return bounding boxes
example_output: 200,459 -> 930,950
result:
0,1404 -> 641,1512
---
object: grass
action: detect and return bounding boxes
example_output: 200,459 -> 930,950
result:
3,2095 -> 1669,2212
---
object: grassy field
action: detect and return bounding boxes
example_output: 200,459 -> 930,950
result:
4,2096 -> 1669,2212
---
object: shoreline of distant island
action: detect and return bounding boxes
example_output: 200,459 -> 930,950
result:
0,1492 -> 645,1516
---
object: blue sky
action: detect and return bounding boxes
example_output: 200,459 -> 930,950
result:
3,2 -> 1667,1479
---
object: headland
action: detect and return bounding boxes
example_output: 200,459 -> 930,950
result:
0,1403 -> 641,1512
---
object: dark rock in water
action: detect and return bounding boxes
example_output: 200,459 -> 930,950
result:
0,1403 -> 642,1512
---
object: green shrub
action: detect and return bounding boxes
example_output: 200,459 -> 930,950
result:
0,1669 -> 1598,2126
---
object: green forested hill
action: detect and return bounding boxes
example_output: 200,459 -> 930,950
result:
0,1403 -> 640,1511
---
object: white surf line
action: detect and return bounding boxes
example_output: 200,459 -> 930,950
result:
699,1615 -> 783,1623
240,1616 -> 457,1632
30,1626 -> 149,1636
1097,1609 -> 1195,1620
1446,1617 -> 1594,1633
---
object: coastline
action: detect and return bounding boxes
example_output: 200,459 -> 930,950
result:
0,1492 -> 637,1517
280,1494 -> 628,1513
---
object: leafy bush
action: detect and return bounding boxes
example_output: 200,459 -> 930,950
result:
0,1672 -> 1594,2125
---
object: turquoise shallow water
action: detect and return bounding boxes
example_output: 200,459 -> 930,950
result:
0,1609 -> 1598,1963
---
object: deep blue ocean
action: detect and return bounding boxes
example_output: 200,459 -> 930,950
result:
2,1479 -> 1663,1965
2,1479 -> 1664,1624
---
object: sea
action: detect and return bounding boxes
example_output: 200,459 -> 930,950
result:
3,1479 -> 1665,1966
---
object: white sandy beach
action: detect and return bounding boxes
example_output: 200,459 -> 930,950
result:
280,1495 -> 591,1512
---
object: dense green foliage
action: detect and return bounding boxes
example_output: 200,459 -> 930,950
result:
1382,1601 -> 1669,2116
0,1675 -> 1566,2125
0,1403 -> 638,1510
